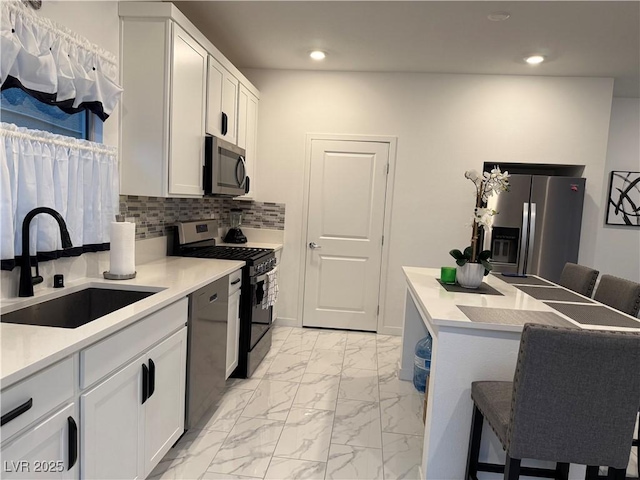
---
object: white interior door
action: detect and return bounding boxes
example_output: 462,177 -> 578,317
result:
303,139 -> 389,331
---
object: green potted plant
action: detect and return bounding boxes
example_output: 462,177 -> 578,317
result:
450,167 -> 510,288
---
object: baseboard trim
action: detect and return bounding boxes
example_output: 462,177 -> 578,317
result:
273,317 -> 300,327
378,325 -> 402,336
399,361 -> 412,381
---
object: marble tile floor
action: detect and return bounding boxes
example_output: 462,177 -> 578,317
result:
149,326 -> 425,480
148,325 -> 640,480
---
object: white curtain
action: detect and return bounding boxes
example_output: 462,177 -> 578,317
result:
0,0 -> 122,120
0,123 -> 119,263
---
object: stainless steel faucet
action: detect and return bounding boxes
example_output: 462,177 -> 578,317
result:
19,207 -> 73,297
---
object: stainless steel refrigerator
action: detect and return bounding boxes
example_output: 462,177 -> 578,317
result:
484,175 -> 586,283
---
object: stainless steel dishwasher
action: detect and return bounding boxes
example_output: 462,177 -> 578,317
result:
185,277 -> 228,430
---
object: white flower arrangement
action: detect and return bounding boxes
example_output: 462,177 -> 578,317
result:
451,166 -> 510,272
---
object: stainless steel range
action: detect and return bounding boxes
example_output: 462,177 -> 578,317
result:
169,220 -> 275,379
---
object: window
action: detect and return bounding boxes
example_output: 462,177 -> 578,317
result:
0,88 -> 102,141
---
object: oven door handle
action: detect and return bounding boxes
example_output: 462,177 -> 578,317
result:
251,270 -> 275,285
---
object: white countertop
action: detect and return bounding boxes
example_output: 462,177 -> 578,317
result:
1,257 -> 245,388
216,241 -> 283,252
403,266 -> 640,333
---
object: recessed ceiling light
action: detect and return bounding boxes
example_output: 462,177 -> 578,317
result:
525,55 -> 545,65
309,50 -> 326,61
487,12 -> 510,22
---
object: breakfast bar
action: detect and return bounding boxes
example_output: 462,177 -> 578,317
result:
399,267 -> 640,480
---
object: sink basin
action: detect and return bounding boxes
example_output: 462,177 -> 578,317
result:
1,288 -> 157,328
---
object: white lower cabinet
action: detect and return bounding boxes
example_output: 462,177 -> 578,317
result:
143,328 -> 187,474
273,250 -> 282,321
1,300 -> 189,480
226,269 -> 242,379
81,358 -> 143,480
226,288 -> 241,379
81,327 -> 187,479
1,403 -> 79,479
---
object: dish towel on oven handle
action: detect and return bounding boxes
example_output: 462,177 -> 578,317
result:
262,266 -> 279,309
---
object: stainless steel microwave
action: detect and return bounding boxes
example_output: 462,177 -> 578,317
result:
204,136 -> 249,196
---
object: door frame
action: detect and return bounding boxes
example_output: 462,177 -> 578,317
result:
297,133 -> 398,334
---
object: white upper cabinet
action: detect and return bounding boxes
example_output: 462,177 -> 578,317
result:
169,24 -> 207,196
237,84 -> 259,199
207,56 -> 239,145
119,2 -> 260,198
120,18 -> 205,198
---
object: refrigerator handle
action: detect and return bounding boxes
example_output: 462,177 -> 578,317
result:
527,203 -> 537,273
518,203 -> 529,275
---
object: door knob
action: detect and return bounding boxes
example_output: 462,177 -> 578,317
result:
309,242 -> 322,249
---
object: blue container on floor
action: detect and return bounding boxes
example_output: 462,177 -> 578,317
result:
413,334 -> 432,393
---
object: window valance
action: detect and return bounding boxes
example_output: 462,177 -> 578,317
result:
0,123 -> 119,270
0,0 -> 122,120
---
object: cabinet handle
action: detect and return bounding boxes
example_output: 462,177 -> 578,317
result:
0,398 -> 33,426
148,359 -> 156,398
142,364 -> 149,404
221,112 -> 228,136
231,278 -> 241,286
67,416 -> 78,470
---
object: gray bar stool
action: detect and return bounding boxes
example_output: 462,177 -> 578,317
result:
594,274 -> 640,317
592,275 -> 640,479
558,262 -> 600,297
465,324 -> 640,480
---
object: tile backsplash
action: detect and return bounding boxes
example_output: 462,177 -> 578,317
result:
119,196 -> 285,240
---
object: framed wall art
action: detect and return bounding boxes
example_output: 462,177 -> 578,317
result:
606,170 -> 640,226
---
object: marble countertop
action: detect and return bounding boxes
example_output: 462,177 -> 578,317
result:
1,257 -> 245,388
403,266 -> 640,333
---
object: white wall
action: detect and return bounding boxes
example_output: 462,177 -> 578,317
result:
593,98 -> 640,282
244,69 -> 614,333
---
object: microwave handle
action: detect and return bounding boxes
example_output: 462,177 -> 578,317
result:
236,156 -> 247,187
221,112 -> 228,136
245,176 -> 250,194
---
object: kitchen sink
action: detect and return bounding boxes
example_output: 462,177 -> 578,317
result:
1,288 -> 157,329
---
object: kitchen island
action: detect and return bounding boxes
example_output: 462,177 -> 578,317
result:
400,267 -> 640,480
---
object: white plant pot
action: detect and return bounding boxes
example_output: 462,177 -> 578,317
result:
456,263 -> 485,289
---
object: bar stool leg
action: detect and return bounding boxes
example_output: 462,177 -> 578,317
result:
585,466 -> 600,480
465,405 -> 484,480
504,456 -> 521,480
555,462 -> 570,480
606,467 -> 625,480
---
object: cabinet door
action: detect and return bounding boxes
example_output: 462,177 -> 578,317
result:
273,251 -> 282,321
207,55 -> 238,144
206,56 -> 224,138
143,328 -> 188,476
221,69 -> 238,144
1,403 -> 78,480
81,360 -> 144,480
169,23 -> 207,196
226,290 -> 241,379
237,85 -> 258,199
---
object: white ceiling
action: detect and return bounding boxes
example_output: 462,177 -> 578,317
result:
174,1 -> 640,98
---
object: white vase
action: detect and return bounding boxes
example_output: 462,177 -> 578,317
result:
456,263 -> 485,289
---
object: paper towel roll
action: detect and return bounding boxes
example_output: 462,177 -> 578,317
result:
109,222 -> 136,275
